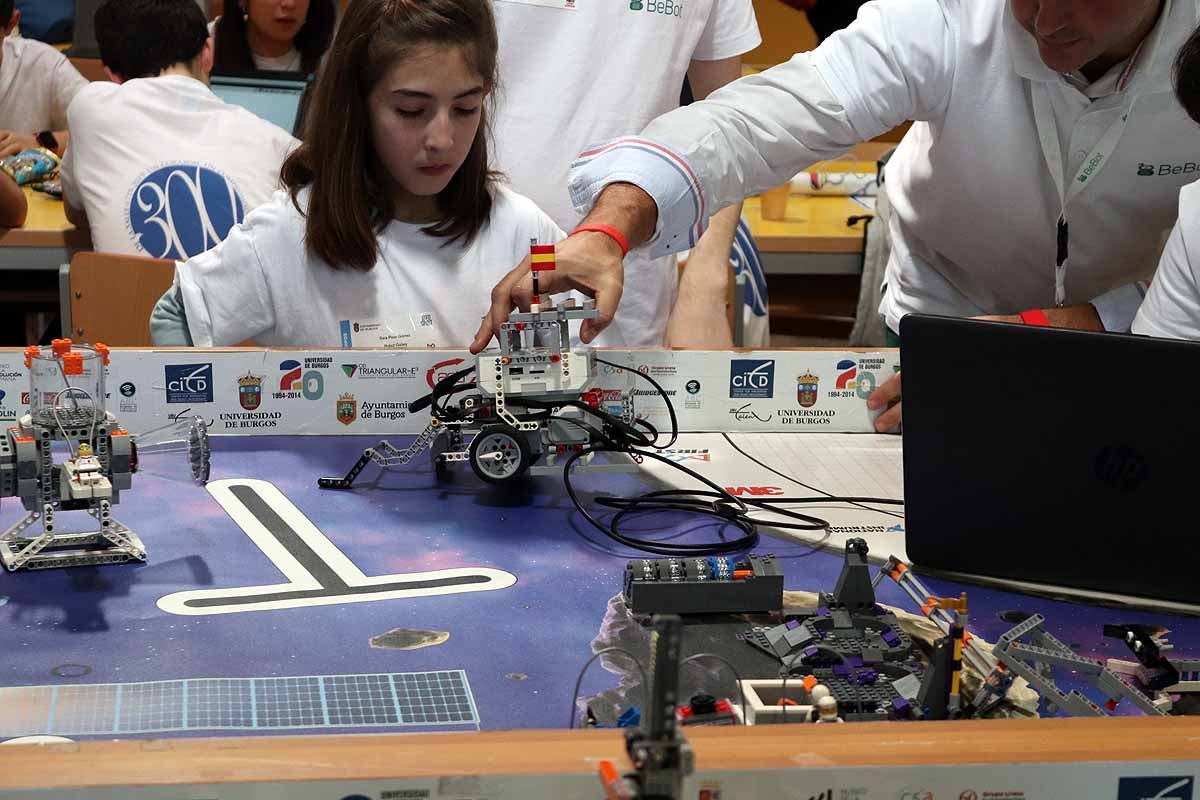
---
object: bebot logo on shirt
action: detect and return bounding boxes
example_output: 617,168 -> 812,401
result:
629,0 -> 682,15
126,163 -> 246,260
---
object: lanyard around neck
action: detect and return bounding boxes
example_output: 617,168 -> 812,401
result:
1031,49 -> 1143,304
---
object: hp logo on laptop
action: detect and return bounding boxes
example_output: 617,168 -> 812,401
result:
1093,445 -> 1148,492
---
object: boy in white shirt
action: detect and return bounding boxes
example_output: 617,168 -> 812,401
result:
61,0 -> 297,259
0,0 -> 87,158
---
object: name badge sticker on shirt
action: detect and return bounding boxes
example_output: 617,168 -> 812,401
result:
339,314 -> 442,349
493,0 -> 576,10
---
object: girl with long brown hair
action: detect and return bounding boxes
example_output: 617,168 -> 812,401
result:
152,0 -> 563,347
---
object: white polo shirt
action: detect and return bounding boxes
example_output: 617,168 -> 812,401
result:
60,75 -> 297,258
1133,181 -> 1200,340
569,0 -> 1200,334
174,184 -> 566,348
491,0 -> 759,346
0,36 -> 86,132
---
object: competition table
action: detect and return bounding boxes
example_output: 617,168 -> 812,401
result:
0,186 -> 90,266
0,347 -> 1196,798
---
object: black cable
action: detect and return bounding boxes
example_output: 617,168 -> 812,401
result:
596,357 -> 679,450
568,646 -> 651,730
409,356 -> 904,557
563,443 -> 760,556
721,432 -> 905,520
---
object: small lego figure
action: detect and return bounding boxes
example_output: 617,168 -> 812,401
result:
814,695 -> 843,723
68,443 -> 104,485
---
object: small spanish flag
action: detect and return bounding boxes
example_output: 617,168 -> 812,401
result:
530,243 -> 556,272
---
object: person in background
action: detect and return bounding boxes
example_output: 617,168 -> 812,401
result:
1030,24 -> 1200,341
61,0 -> 298,259
477,0 -> 1199,432
150,0 -> 565,349
485,0 -> 760,348
0,0 -> 86,158
13,0 -> 74,44
211,0 -> 336,74
664,207 -> 739,348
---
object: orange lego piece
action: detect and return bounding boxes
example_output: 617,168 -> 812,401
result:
62,352 -> 84,375
598,761 -> 625,800
51,338 -> 72,356
23,345 -> 37,368
733,569 -> 753,580
801,674 -> 819,692
95,343 -> 111,365
928,592 -> 969,614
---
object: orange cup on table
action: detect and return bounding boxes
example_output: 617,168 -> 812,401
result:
759,181 -> 792,221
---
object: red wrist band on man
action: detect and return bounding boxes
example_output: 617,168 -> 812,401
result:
570,224 -> 630,257
1019,309 -> 1050,326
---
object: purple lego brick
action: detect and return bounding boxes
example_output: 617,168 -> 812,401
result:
891,697 -> 911,718
832,664 -> 851,678
786,620 -> 801,630
816,607 -> 830,617
855,669 -> 879,685
844,655 -> 864,667
882,630 -> 902,647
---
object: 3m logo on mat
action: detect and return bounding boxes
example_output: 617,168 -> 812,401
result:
1118,777 -> 1194,800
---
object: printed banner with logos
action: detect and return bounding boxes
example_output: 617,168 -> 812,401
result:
3,758 -> 1196,799
0,348 -> 899,438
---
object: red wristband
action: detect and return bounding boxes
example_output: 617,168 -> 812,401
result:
1019,309 -> 1050,326
570,224 -> 630,257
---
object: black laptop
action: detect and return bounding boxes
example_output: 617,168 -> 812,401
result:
900,313 -> 1200,606
209,72 -> 313,137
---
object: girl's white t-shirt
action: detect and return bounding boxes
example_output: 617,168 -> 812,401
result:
176,184 -> 565,348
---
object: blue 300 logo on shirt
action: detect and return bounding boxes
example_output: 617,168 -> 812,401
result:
127,164 -> 246,260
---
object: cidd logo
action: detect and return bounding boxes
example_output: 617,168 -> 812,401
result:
729,359 -> 775,399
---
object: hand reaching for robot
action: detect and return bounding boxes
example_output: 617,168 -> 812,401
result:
470,232 -> 625,353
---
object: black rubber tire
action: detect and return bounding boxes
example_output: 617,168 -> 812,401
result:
468,424 -> 531,484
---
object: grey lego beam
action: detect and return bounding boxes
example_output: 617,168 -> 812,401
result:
1004,642 -> 1105,676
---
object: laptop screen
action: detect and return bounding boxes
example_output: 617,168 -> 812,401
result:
210,74 -> 310,136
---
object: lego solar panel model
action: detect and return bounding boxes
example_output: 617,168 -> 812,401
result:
623,554 -> 784,615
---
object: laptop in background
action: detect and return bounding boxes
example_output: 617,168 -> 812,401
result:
209,72 -> 312,137
899,313 -> 1200,607
65,0 -> 101,58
